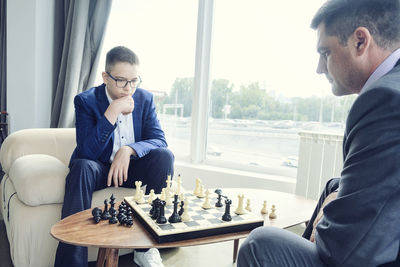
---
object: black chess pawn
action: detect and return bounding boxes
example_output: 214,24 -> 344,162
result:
156,200 -> 167,224
109,209 -> 118,224
102,199 -> 111,220
118,212 -> 127,224
222,198 -> 232,222
91,207 -> 102,223
126,207 -> 134,226
168,195 -> 182,223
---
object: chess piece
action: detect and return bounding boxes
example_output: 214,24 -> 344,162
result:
234,194 -> 246,215
176,174 -> 182,195
147,189 -> 156,204
134,181 -> 142,201
166,175 -> 172,189
118,204 -> 127,225
91,207 -> 102,223
165,184 -> 172,206
178,200 -> 184,216
269,204 -> 277,219
181,198 -> 191,222
109,209 -> 118,224
222,198 -> 232,222
156,200 -> 167,224
108,194 -> 118,224
201,189 -> 212,209
101,199 -> 111,220
261,200 -> 268,214
215,189 -> 223,207
193,178 -> 201,196
136,190 -> 146,204
168,195 -> 182,223
245,199 -> 252,212
151,198 -> 161,220
126,207 -> 134,226
197,184 -> 205,198
160,188 -> 166,201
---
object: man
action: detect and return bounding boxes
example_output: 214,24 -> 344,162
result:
238,0 -> 400,266
55,46 -> 173,267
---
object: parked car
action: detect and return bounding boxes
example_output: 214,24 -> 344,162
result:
282,156 -> 298,168
207,145 -> 222,156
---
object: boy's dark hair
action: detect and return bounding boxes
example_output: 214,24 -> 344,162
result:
311,0 -> 400,49
105,46 -> 139,72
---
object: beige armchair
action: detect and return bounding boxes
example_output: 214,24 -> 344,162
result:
0,128 -> 135,267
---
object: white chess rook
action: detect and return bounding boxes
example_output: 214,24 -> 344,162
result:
234,194 -> 246,215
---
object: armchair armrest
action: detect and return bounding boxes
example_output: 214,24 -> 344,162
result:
9,154 -> 68,206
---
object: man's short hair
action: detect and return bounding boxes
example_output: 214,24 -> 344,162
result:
311,0 -> 400,50
105,46 -> 139,72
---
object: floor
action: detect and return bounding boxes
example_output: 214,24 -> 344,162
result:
0,217 -> 305,267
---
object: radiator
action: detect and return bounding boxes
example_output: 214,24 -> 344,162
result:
295,131 -> 343,200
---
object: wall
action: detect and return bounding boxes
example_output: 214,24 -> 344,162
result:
7,0 -> 55,132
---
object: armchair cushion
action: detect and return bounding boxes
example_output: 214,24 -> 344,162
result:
9,154 -> 68,206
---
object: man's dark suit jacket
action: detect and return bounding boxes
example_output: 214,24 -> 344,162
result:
69,84 -> 167,165
315,62 -> 400,266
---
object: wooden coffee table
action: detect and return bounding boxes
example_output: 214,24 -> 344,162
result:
51,188 -> 317,267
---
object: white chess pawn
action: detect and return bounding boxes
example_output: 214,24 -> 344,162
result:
197,184 -> 205,198
134,181 -> 142,201
136,190 -> 146,204
202,189 -> 212,209
269,204 -> 277,219
181,197 -> 191,222
147,189 -> 156,204
261,200 -> 268,214
193,178 -> 201,196
245,199 -> 252,212
235,194 -> 246,215
160,188 -> 166,201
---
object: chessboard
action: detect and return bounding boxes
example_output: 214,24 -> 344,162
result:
125,192 -> 264,243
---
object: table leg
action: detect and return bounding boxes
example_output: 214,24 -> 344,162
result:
233,239 -> 239,263
106,248 -> 119,267
96,248 -> 119,267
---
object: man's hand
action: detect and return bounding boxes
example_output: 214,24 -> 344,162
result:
107,146 -> 135,187
105,96 -> 135,124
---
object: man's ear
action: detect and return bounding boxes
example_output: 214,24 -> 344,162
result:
353,27 -> 371,56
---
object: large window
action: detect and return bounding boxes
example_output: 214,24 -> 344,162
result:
99,0 -> 356,179
97,0 -> 198,159
205,0 -> 355,178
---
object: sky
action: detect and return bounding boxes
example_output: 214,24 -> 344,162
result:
98,0 -> 330,98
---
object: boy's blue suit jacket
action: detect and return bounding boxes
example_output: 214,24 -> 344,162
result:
69,84 -> 167,165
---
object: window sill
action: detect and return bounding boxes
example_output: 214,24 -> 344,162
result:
175,160 -> 296,194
